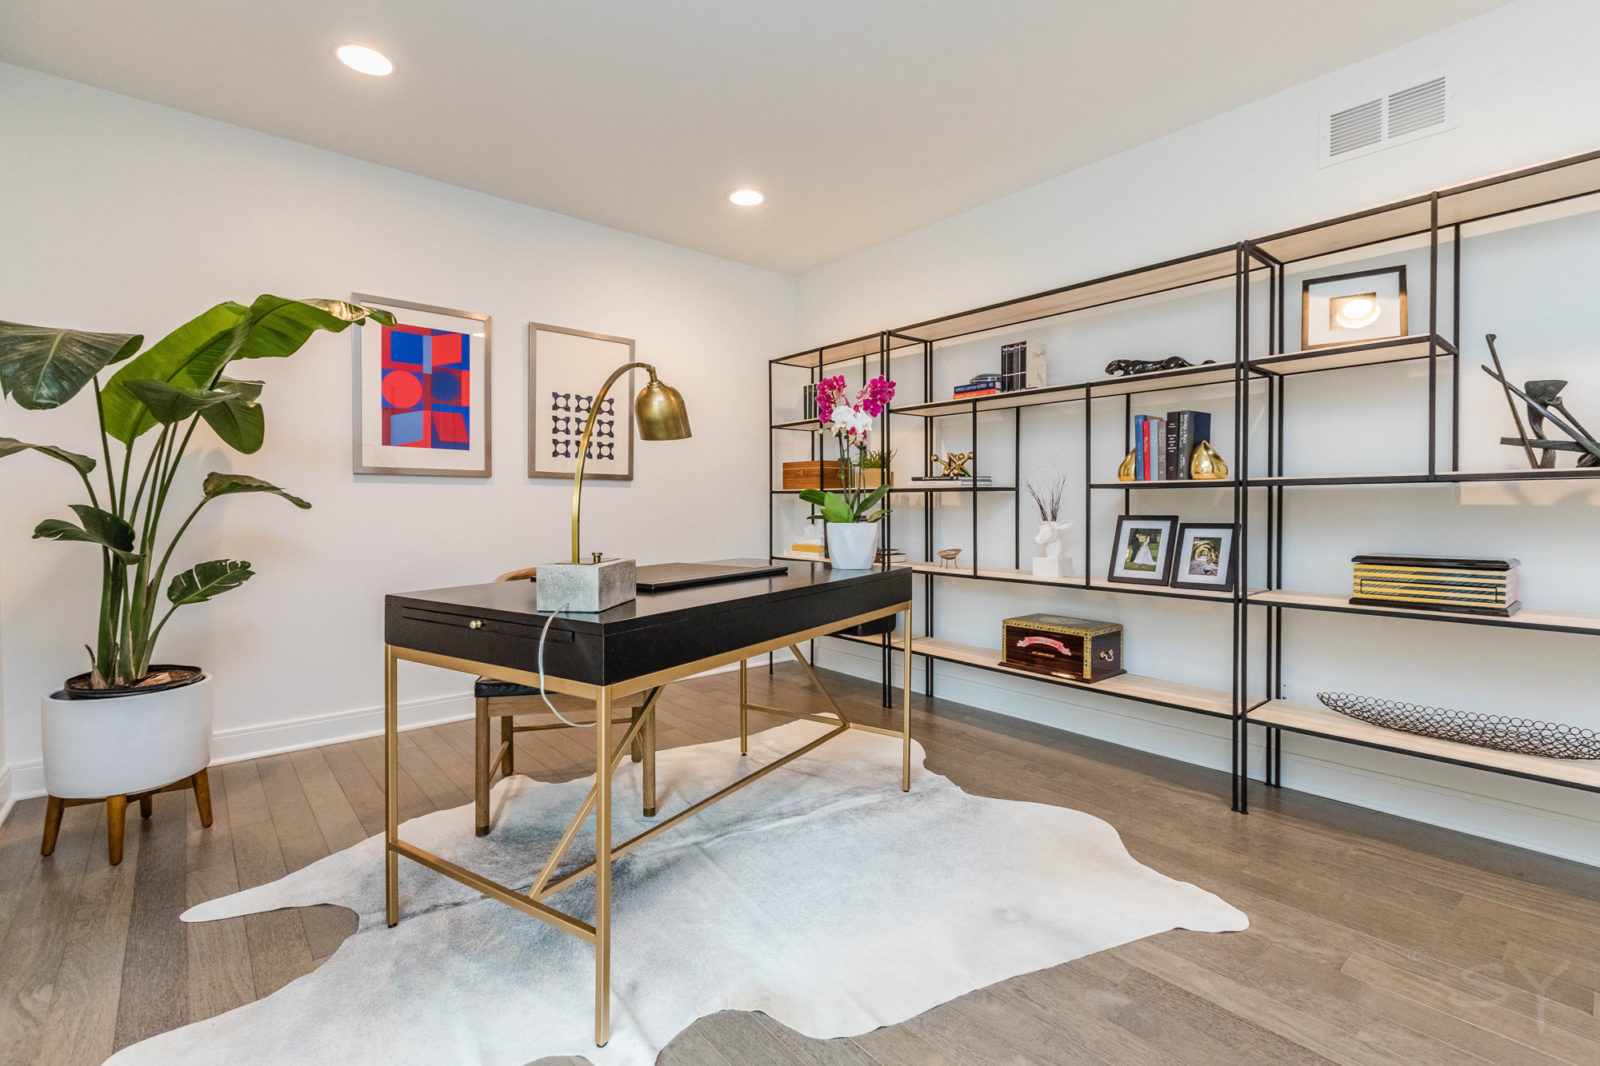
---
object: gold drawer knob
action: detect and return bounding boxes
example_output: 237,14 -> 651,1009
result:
468,619 -> 484,630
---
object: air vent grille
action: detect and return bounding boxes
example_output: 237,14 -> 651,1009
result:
1321,74 -> 1452,166
1387,76 -> 1447,138
1329,99 -> 1383,158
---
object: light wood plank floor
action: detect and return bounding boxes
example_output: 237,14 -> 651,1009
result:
2,661 -> 1597,1065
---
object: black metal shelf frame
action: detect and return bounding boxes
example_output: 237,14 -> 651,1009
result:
766,147 -> 1600,818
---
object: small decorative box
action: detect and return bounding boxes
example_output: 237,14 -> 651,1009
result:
1001,613 -> 1125,683
780,460 -> 844,489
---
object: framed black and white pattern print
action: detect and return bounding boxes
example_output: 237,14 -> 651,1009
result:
527,323 -> 636,481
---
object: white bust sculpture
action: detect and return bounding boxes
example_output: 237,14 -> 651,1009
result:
1032,519 -> 1071,577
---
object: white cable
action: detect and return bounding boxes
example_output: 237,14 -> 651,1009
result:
538,603 -> 594,728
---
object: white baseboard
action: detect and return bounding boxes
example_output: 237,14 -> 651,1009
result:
817,638 -> 1600,868
0,651 -> 788,810
0,764 -> 13,832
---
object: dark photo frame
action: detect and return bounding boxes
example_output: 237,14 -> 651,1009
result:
1107,514 -> 1179,586
1170,522 -> 1239,593
1300,265 -> 1408,350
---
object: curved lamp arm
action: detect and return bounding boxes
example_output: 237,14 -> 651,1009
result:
571,361 -> 653,564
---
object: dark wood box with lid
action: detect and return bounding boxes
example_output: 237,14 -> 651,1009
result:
1001,613 -> 1125,683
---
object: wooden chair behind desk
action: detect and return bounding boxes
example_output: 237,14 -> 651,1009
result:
473,567 -> 650,835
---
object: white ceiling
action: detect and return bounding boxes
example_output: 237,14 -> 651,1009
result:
0,1 -> 1507,274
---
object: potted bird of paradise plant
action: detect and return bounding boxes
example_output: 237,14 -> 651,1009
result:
798,374 -> 896,569
0,296 -> 393,863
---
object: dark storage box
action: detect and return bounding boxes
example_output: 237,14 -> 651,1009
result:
1001,613 -> 1124,683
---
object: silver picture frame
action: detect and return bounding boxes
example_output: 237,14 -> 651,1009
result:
351,293 -> 493,477
527,322 -> 636,482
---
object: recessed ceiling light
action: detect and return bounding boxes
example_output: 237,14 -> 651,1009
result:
728,189 -> 765,207
336,44 -> 393,77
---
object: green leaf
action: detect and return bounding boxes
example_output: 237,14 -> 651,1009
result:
122,379 -> 229,425
33,504 -> 141,561
0,436 -> 97,475
199,379 -> 265,453
101,302 -> 248,443
166,559 -> 254,605
0,322 -> 142,410
221,295 -> 395,362
858,483 -> 891,514
201,472 -> 310,509
101,297 -> 394,444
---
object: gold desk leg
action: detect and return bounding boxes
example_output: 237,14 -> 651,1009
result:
594,687 -> 612,1047
384,645 -> 400,927
738,658 -> 749,756
901,607 -> 914,792
642,693 -> 657,817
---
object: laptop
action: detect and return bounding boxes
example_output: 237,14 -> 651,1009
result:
634,562 -> 789,593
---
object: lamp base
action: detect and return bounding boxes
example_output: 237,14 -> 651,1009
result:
536,558 -> 637,613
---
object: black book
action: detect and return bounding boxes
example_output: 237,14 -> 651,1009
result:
1163,412 -> 1180,480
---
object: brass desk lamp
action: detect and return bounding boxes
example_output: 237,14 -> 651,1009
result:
538,362 -> 690,612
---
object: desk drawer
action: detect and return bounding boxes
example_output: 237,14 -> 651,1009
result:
387,603 -> 600,685
399,606 -> 574,643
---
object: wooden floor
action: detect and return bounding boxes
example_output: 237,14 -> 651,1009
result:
2,661 -> 1598,1066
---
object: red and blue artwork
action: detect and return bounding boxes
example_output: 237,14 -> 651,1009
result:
381,324 -> 471,450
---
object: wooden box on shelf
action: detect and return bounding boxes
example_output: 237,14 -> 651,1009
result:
1001,614 -> 1125,683
781,460 -> 844,489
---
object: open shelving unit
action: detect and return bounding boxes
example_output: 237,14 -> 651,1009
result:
767,147 -> 1600,815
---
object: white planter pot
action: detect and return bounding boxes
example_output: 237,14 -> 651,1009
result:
825,522 -> 879,570
42,676 -> 213,798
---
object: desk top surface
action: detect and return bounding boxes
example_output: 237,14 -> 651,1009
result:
388,559 -> 910,635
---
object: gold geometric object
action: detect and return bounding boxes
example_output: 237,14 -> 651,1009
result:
1117,450 -> 1136,481
573,362 -> 692,562
1190,440 -> 1229,480
930,451 -> 974,479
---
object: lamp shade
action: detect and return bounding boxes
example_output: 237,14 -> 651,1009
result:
636,377 -> 691,440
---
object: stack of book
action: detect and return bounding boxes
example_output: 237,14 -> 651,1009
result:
953,373 -> 1003,399
999,342 -> 1047,392
789,536 -> 826,557
1129,410 -> 1212,480
910,474 -> 992,484
1351,555 -> 1522,617
801,383 -> 818,420
876,546 -> 906,565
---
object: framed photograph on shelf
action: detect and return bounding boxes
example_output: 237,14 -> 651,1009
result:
1170,522 -> 1238,592
351,293 -> 492,477
1107,514 -> 1179,586
1301,266 -> 1407,350
528,323 -> 636,481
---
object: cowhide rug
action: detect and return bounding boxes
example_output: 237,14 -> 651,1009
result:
106,720 -> 1247,1065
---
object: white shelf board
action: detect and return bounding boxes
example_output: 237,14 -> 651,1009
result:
1250,588 -> 1600,635
832,632 -> 1240,718
1252,334 -> 1454,376
1251,700 -> 1600,790
907,563 -> 1248,603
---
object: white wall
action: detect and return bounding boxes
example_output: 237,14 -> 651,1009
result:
0,63 -> 795,801
799,0 -> 1600,866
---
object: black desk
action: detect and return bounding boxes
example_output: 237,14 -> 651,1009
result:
381,560 -> 913,1047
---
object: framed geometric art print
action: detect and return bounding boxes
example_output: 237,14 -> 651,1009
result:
351,294 -> 492,477
528,323 -> 636,481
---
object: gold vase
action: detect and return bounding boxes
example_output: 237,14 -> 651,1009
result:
1191,440 -> 1228,480
1117,450 -> 1136,482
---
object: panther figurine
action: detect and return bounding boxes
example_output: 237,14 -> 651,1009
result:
1104,356 -> 1215,377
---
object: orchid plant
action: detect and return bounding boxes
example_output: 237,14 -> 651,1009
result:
798,374 -> 896,524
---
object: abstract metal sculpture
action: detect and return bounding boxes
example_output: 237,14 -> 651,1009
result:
1104,356 -> 1215,377
929,451 -> 975,479
1482,334 -> 1600,468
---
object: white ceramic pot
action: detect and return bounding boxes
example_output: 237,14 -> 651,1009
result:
825,522 -> 879,570
41,676 -> 213,798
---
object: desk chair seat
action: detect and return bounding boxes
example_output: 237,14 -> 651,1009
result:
473,567 -> 653,835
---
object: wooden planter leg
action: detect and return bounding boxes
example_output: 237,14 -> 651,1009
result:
106,794 -> 129,866
41,796 -> 65,856
139,794 -> 154,819
192,769 -> 214,827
